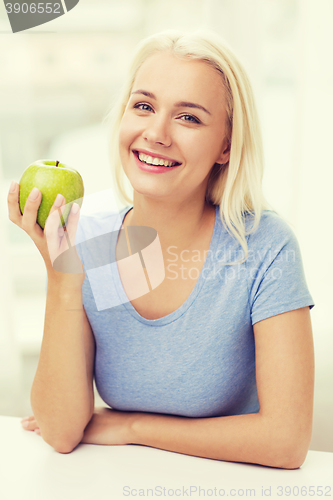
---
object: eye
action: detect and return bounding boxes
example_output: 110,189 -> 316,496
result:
179,114 -> 201,124
134,103 -> 153,112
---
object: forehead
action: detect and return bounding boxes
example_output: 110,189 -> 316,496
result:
132,51 -> 225,108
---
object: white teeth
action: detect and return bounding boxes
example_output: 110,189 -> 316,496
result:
138,152 -> 176,167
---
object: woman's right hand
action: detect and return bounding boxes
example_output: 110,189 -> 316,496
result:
21,415 -> 41,436
7,181 -> 85,288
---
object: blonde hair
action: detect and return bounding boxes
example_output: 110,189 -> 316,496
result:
107,29 -> 275,265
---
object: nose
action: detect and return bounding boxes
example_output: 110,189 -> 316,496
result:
143,114 -> 172,147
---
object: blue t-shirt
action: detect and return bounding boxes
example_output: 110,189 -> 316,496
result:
74,205 -> 315,418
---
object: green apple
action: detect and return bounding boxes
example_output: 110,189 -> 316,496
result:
19,159 -> 84,229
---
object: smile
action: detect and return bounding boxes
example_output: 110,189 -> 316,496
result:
134,151 -> 181,168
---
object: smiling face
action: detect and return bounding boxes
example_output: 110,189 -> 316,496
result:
118,50 -> 231,205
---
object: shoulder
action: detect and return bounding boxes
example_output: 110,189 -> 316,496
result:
245,210 -> 299,254
230,210 -> 305,274
247,209 -> 296,239
244,211 -> 315,323
75,206 -> 129,245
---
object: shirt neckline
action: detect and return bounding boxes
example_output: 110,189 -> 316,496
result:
111,204 -> 221,326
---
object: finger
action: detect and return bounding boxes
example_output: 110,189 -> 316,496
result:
7,181 -> 22,225
21,418 -> 39,431
44,195 -> 67,264
46,201 -> 84,274
50,193 -> 66,216
57,202 -> 85,274
20,187 -> 43,233
44,194 -> 66,234
20,415 -> 34,422
64,202 -> 81,247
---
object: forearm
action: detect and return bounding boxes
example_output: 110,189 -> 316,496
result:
31,277 -> 93,451
130,411 -> 304,469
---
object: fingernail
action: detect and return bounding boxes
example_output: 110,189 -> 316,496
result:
21,416 -> 29,422
28,187 -> 39,200
9,181 -> 16,193
35,429 -> 41,435
71,202 -> 80,214
54,194 -> 64,207
22,421 -> 29,428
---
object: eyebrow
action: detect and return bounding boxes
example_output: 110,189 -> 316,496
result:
131,90 -> 211,115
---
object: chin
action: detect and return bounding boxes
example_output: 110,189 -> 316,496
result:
133,186 -> 167,200
125,172 -> 167,197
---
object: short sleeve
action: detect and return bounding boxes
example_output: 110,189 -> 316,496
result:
247,213 -> 315,325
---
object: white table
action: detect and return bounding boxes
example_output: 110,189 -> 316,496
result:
0,416 -> 332,500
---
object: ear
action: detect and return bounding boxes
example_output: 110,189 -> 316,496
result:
216,138 -> 231,165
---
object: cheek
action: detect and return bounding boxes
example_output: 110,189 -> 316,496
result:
186,132 -> 221,168
119,110 -> 144,147
198,128 -> 226,166
118,122 -> 132,173
119,116 -> 132,151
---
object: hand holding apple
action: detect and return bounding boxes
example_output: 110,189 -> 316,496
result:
19,159 -> 84,229
7,160 -> 85,282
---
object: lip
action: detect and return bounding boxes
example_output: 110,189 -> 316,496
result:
133,149 -> 181,165
132,150 -> 181,174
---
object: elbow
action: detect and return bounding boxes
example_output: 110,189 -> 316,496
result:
53,441 -> 78,454
273,449 -> 308,470
40,429 -> 83,454
269,434 -> 311,470
259,413 -> 313,469
49,436 -> 81,454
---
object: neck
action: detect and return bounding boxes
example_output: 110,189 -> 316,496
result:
123,193 -> 216,253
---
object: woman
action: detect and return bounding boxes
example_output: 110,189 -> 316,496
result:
8,30 -> 315,469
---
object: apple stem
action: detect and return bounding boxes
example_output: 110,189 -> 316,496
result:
56,161 -> 59,167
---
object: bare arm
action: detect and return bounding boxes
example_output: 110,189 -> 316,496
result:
127,307 -> 314,469
8,181 -> 95,453
31,292 -> 95,453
